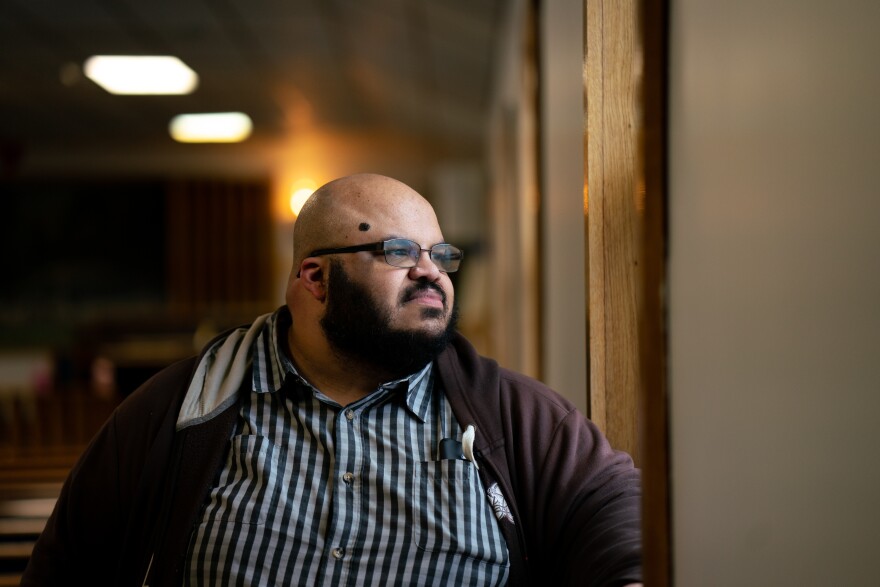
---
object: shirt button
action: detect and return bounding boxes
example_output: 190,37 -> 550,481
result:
345,409 -> 355,421
343,472 -> 354,484
332,547 -> 345,559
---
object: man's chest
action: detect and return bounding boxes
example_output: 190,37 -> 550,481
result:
183,389 -> 509,586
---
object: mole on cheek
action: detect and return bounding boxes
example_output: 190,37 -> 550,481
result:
358,222 -> 370,232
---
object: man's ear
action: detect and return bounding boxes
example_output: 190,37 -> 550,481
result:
298,259 -> 327,301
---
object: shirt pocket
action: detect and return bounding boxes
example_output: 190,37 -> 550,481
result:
208,434 -> 284,526
412,458 -> 508,566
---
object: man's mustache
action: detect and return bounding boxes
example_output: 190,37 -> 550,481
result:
401,282 -> 447,307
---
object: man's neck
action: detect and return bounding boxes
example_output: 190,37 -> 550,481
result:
285,324 -> 397,407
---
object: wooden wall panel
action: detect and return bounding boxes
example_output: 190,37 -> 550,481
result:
585,0 -> 672,583
166,179 -> 273,317
585,0 -> 641,463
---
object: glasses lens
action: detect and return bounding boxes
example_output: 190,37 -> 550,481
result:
383,239 -> 420,267
381,239 -> 462,272
431,244 -> 462,273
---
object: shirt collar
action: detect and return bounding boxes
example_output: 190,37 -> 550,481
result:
251,306 -> 436,421
251,306 -> 291,394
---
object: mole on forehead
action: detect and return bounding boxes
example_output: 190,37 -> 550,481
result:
358,222 -> 371,232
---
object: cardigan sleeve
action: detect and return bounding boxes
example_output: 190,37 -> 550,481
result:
489,369 -> 642,587
436,334 -> 643,586
537,408 -> 642,586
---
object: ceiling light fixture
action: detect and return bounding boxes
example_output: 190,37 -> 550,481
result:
169,112 -> 253,143
83,55 -> 198,95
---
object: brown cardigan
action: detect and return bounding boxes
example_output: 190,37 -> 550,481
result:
23,329 -> 641,586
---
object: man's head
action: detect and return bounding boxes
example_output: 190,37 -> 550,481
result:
287,174 -> 459,375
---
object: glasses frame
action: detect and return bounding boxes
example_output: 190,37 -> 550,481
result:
308,238 -> 463,273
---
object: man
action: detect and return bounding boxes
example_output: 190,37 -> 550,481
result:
23,174 -> 642,586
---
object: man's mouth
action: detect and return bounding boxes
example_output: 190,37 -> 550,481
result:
403,284 -> 446,309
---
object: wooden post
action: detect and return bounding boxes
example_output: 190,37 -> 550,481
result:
585,0 -> 641,463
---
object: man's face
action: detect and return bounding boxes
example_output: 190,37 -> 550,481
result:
320,258 -> 458,377
326,197 -> 457,339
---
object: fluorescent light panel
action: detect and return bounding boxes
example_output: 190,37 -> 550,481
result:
84,55 -> 198,95
169,112 -> 253,143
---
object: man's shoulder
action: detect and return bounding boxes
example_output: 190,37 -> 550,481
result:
441,333 -> 577,416
114,356 -> 199,427
496,366 -> 576,413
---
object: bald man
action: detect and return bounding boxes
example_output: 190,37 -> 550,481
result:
24,174 -> 642,587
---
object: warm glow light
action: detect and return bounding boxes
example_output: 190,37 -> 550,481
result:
290,183 -> 317,217
169,112 -> 253,143
84,55 -> 198,95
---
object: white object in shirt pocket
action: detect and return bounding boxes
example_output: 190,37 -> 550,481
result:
208,434 -> 284,526
412,458 -> 507,565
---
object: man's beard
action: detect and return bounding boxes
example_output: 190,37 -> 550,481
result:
320,259 -> 458,379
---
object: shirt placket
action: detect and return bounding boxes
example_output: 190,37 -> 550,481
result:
323,404 -> 365,585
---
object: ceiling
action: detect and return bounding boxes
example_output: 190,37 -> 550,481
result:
0,0 -> 507,179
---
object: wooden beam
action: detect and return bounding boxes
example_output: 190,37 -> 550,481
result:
639,0 -> 672,583
585,0 -> 641,463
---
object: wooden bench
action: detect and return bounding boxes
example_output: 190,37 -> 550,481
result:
0,447 -> 83,582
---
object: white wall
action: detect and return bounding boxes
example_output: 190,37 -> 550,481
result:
486,0 -> 542,378
484,0 -> 587,407
669,1 -> 880,585
539,0 -> 588,414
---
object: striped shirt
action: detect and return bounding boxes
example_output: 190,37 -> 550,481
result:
183,309 -> 509,585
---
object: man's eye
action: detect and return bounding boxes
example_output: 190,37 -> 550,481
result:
434,247 -> 459,260
387,247 -> 412,258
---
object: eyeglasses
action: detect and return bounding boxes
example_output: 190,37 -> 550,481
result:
308,238 -> 463,273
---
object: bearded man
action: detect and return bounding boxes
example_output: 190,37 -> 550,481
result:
24,174 -> 642,586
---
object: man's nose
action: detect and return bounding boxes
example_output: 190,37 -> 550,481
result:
408,249 -> 441,281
